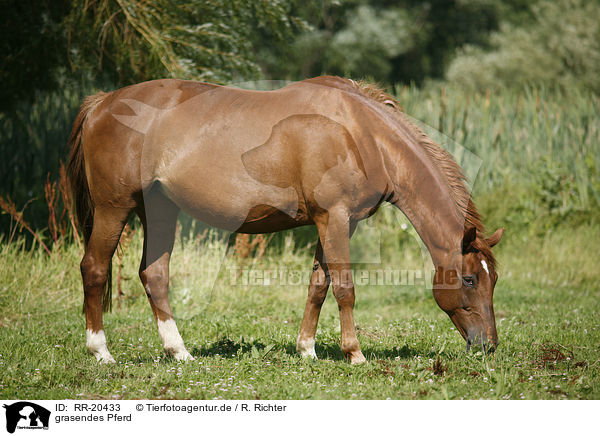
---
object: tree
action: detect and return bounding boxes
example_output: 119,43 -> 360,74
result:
446,0 -> 600,93
257,0 -> 503,85
0,0 -> 71,113
64,0 -> 305,85
0,0 -> 306,113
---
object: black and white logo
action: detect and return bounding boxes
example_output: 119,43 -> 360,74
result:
3,402 -> 50,433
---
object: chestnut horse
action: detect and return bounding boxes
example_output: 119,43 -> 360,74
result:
67,76 -> 503,364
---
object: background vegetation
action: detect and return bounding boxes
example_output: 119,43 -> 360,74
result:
2,0 -> 599,232
0,0 -> 598,400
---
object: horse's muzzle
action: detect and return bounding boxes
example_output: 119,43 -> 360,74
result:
466,333 -> 498,354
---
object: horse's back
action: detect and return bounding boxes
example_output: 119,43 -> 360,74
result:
80,77 -> 389,227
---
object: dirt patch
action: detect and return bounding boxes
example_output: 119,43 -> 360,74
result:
423,357 -> 447,376
432,357 -> 447,376
380,366 -> 395,377
533,343 -> 574,369
371,360 -> 396,377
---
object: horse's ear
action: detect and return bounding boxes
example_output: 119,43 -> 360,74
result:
462,226 -> 477,253
486,228 -> 504,247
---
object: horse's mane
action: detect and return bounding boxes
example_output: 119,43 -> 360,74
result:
347,79 -> 496,267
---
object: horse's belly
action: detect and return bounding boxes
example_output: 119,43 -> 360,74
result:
158,168 -> 304,232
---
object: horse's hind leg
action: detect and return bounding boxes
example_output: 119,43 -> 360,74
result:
81,206 -> 129,363
296,241 -> 329,358
138,190 -> 193,361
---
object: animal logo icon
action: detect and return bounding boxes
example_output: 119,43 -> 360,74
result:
2,402 -> 50,433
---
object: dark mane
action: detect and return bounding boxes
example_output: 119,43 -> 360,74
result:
349,79 -> 496,268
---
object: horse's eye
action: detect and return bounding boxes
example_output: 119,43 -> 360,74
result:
462,275 -> 475,287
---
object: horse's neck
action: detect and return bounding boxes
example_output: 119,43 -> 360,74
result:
380,129 -> 464,267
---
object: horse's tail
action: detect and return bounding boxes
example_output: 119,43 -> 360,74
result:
67,91 -> 113,312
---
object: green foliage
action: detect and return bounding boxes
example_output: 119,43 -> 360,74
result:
0,0 -> 305,113
64,0 -> 304,85
394,84 -> 600,233
0,82 -> 93,232
533,161 -> 599,228
447,0 -> 600,93
0,0 -> 70,112
325,5 -> 418,79
262,0 -> 504,84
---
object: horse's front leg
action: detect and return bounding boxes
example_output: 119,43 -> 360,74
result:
314,209 -> 366,364
138,193 -> 193,361
297,241 -> 329,358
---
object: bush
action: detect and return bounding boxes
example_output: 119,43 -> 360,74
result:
446,0 -> 600,93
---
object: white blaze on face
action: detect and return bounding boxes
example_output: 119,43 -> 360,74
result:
157,318 -> 194,361
481,260 -> 489,274
86,329 -> 116,363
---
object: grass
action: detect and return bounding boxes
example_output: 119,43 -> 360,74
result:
1,209 -> 598,400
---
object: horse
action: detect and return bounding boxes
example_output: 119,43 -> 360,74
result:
67,76 -> 504,364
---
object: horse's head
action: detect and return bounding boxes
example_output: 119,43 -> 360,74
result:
433,226 -> 504,352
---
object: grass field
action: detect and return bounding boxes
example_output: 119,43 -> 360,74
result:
1,211 -> 598,400
1,84 -> 599,400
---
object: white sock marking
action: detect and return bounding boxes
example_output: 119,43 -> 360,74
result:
297,338 -> 317,359
86,329 -> 115,363
481,260 -> 489,274
157,318 -> 194,361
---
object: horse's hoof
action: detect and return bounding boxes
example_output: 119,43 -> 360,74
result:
298,349 -> 318,359
349,352 -> 367,365
172,349 -> 195,361
96,354 -> 116,364
87,330 -> 115,364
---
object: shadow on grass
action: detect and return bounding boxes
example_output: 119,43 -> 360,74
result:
192,337 -> 267,357
309,343 -> 447,361
187,336 -> 450,362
